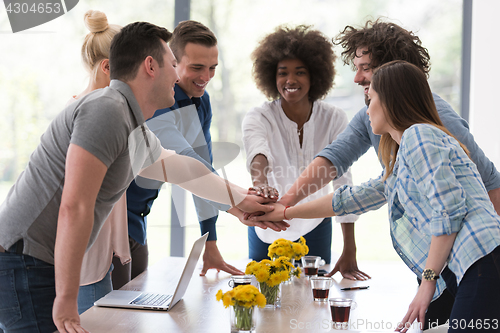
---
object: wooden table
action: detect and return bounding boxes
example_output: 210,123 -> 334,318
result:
81,257 -> 427,332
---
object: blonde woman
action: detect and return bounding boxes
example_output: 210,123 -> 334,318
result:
70,10 -> 130,314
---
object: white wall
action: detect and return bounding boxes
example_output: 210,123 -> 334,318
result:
470,0 -> 500,169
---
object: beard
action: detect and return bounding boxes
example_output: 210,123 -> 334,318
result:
360,80 -> 371,106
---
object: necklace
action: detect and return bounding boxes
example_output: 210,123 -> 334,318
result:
297,103 -> 313,135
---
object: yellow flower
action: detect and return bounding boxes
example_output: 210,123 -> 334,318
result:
294,267 -> 302,278
282,237 -> 307,259
268,272 -> 282,287
279,270 -> 289,281
274,256 -> 293,271
255,267 -> 270,283
261,259 -> 273,265
256,293 -> 266,308
217,285 -> 265,309
216,289 -> 223,302
245,260 -> 259,275
222,293 -> 235,308
292,242 -> 303,254
270,238 -> 296,258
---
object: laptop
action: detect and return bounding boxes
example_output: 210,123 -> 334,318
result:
94,232 -> 208,311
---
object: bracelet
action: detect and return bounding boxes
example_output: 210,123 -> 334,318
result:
283,206 -> 292,220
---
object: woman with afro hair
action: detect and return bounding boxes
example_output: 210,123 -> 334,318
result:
242,26 -> 367,279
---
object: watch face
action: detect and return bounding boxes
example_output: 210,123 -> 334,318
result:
423,269 -> 436,280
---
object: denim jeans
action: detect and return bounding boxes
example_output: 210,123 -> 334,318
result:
440,245 -> 500,332
77,263 -> 113,314
248,217 -> 333,263
0,252 -> 57,332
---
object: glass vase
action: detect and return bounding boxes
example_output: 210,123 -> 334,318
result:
230,304 -> 256,333
282,258 -> 295,284
259,281 -> 282,309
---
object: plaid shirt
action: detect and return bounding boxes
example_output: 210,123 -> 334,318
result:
333,124 -> 500,300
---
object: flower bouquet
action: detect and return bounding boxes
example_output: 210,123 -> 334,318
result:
245,256 -> 299,308
268,237 -> 308,283
267,236 -> 309,261
216,285 -> 266,332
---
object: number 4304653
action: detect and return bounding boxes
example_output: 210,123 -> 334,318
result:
6,2 -> 62,14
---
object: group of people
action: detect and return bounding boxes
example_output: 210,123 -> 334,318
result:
0,9 -> 498,333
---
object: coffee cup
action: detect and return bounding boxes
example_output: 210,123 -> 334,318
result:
329,298 -> 357,330
228,275 -> 252,288
301,256 -> 325,277
310,276 -> 333,302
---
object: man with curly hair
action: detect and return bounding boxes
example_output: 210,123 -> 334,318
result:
242,25 -> 366,275
277,19 -> 500,329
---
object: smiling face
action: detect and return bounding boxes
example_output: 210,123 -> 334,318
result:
156,42 -> 179,110
175,42 -> 218,98
276,58 -> 311,106
353,47 -> 373,105
366,85 -> 392,136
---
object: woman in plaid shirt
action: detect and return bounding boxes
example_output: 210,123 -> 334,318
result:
253,60 -> 500,331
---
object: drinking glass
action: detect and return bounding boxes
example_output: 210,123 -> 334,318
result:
228,275 -> 252,288
329,298 -> 356,330
301,256 -> 325,277
310,277 -> 333,302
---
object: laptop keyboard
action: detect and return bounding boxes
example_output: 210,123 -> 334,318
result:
130,293 -> 172,306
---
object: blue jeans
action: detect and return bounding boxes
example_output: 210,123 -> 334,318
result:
77,263 -> 113,314
0,252 -> 57,332
440,245 -> 500,331
248,217 -> 333,263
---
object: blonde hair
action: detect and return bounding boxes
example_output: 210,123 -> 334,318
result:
81,10 -> 121,81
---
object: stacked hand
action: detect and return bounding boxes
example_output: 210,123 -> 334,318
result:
242,185 -> 287,227
235,186 -> 277,216
248,184 -> 279,200
247,202 -> 287,223
201,186 -> 287,276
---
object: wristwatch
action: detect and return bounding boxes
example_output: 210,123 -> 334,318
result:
422,268 -> 439,281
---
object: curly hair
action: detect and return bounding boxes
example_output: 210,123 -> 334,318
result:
251,25 -> 336,101
334,18 -> 431,77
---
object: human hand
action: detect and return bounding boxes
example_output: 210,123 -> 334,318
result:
236,190 -> 276,214
249,184 -> 279,201
396,281 -> 435,332
200,241 -> 244,276
231,206 -> 289,231
249,202 -> 287,223
241,188 -> 279,219
53,296 -> 89,333
326,251 -> 371,280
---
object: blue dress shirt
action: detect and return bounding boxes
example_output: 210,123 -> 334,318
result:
126,84 -> 220,244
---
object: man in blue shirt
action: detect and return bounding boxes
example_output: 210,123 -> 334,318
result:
112,20 -> 246,288
278,19 -> 500,329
